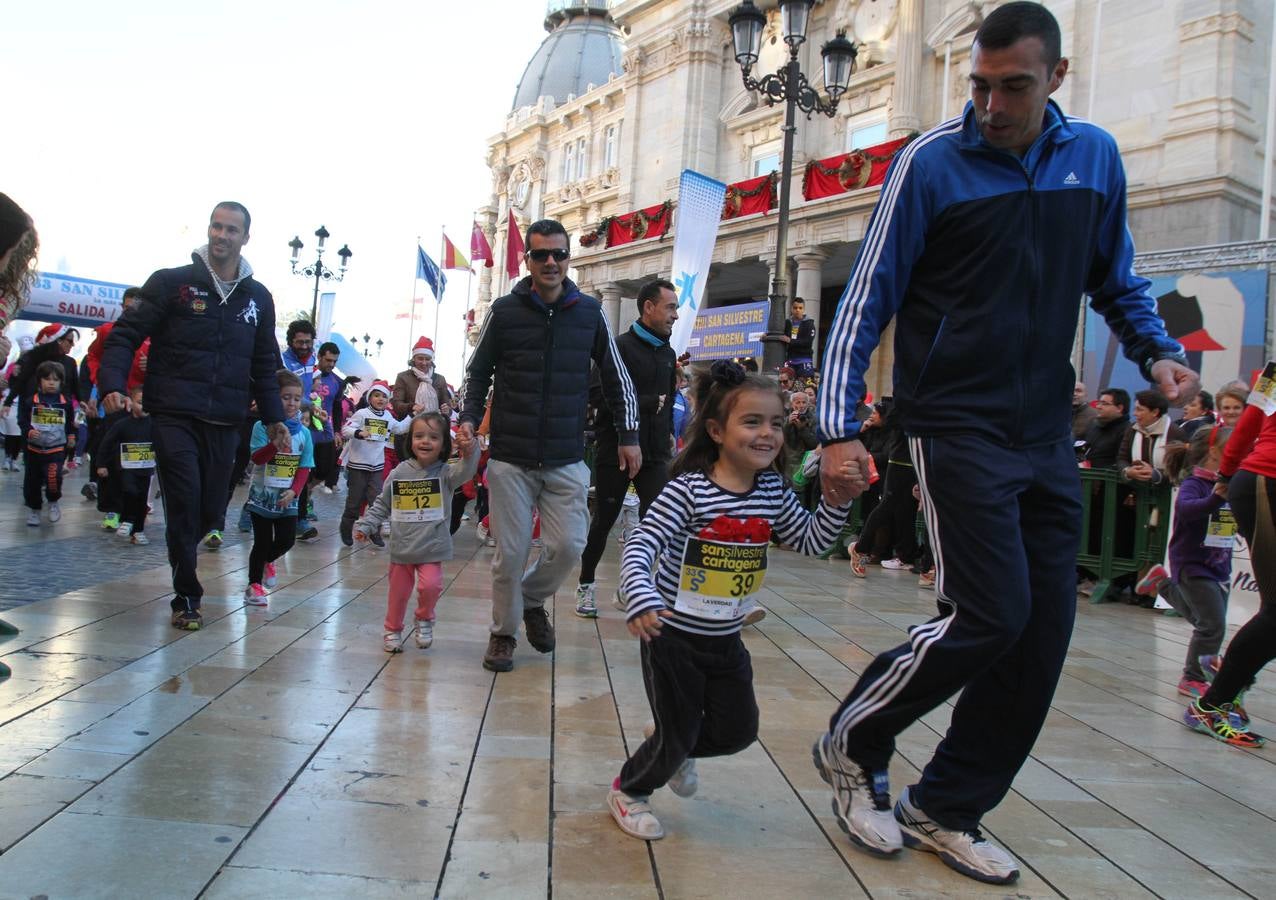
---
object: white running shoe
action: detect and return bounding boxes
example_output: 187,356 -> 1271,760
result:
880,558 -> 909,570
575,583 -> 598,618
130,533 -> 150,545
414,619 -> 434,649
894,786 -> 1019,884
383,630 -> 403,653
26,509 -> 40,527
607,781 -> 664,840
643,723 -> 697,797
47,502 -> 61,523
612,590 -> 627,612
812,733 -> 902,856
116,523 -> 134,538
263,562 -> 278,588
244,583 -> 268,606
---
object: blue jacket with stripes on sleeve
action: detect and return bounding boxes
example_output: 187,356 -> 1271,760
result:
817,100 -> 1184,449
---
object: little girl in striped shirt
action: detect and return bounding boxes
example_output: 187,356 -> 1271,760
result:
606,360 -> 854,841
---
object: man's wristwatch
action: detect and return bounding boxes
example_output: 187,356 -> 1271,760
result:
1140,350 -> 1189,382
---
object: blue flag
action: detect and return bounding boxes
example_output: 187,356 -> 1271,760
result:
416,245 -> 447,302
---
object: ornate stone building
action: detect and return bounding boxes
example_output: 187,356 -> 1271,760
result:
474,0 -> 1274,394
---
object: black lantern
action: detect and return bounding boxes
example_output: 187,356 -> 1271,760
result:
728,0 -> 766,72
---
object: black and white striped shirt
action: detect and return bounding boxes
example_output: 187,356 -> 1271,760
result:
619,470 -> 850,636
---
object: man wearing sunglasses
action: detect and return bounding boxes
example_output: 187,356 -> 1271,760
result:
460,218 -> 640,673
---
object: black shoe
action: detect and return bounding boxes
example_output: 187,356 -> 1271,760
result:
340,520 -> 354,547
171,609 -> 202,631
483,634 -> 516,672
523,607 -> 556,653
81,482 -> 98,501
298,525 -> 319,542
369,529 -> 385,548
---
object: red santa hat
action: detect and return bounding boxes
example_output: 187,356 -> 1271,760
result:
36,323 -> 71,345
411,336 -> 435,359
367,379 -> 392,398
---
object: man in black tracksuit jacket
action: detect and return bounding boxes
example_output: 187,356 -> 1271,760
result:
574,279 -> 678,617
459,219 -> 639,672
99,202 -> 286,631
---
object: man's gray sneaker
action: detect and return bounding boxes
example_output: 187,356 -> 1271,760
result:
812,733 -> 901,856
894,786 -> 1019,885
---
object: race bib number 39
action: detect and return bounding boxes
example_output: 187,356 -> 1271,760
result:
264,453 -> 301,489
364,417 -> 390,441
675,537 -> 768,620
392,477 -> 443,523
120,442 -> 155,470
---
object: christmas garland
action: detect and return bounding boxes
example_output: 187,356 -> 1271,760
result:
802,134 -> 917,199
579,200 -> 674,248
722,172 -> 779,220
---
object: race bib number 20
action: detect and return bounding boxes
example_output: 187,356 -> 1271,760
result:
120,442 -> 155,470
675,537 -> 767,620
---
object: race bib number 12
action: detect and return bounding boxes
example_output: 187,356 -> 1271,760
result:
675,537 -> 768,620
392,477 -> 443,523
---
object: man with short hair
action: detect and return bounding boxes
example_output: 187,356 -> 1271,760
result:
1071,380 -> 1097,440
813,3 -> 1197,883
784,299 -> 817,378
280,320 -> 320,540
100,201 -> 288,631
574,278 -> 677,618
460,218 -> 639,672
1084,387 -> 1130,469
306,341 -> 345,492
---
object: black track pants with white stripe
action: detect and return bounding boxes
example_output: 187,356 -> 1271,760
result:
828,434 -> 1081,831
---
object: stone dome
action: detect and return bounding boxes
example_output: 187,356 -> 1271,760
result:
511,1 -> 625,112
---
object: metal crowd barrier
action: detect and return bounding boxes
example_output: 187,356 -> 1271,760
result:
1077,468 -> 1172,604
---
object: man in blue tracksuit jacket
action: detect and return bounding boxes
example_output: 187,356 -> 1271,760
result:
812,4 -> 1199,885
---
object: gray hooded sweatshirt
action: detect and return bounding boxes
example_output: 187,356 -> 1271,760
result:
355,451 -> 480,564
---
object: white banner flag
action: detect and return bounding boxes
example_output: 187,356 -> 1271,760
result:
315,291 -> 337,343
669,170 -> 727,355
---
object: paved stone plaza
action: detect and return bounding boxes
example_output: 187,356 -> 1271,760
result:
0,467 -> 1272,899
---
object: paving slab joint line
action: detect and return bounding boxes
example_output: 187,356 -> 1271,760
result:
591,611 -> 666,900
428,671 -> 498,899
194,625 -> 428,898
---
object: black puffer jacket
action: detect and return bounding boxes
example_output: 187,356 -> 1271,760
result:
591,324 -> 676,465
98,253 -> 285,425
461,277 -> 638,468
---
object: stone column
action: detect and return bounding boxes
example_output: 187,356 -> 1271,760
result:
890,0 -> 924,137
600,282 -> 623,335
794,249 -> 828,364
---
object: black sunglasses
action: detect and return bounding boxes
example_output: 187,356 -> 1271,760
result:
527,248 -> 570,263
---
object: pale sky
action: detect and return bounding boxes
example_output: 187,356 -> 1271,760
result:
2,0 -> 551,386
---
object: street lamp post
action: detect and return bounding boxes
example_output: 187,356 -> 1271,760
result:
729,0 -> 856,374
350,333 -> 384,358
289,226 -> 352,324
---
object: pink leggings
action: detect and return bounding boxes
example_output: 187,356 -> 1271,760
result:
385,562 -> 443,632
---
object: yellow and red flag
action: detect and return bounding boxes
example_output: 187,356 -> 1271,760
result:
442,233 -> 471,271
